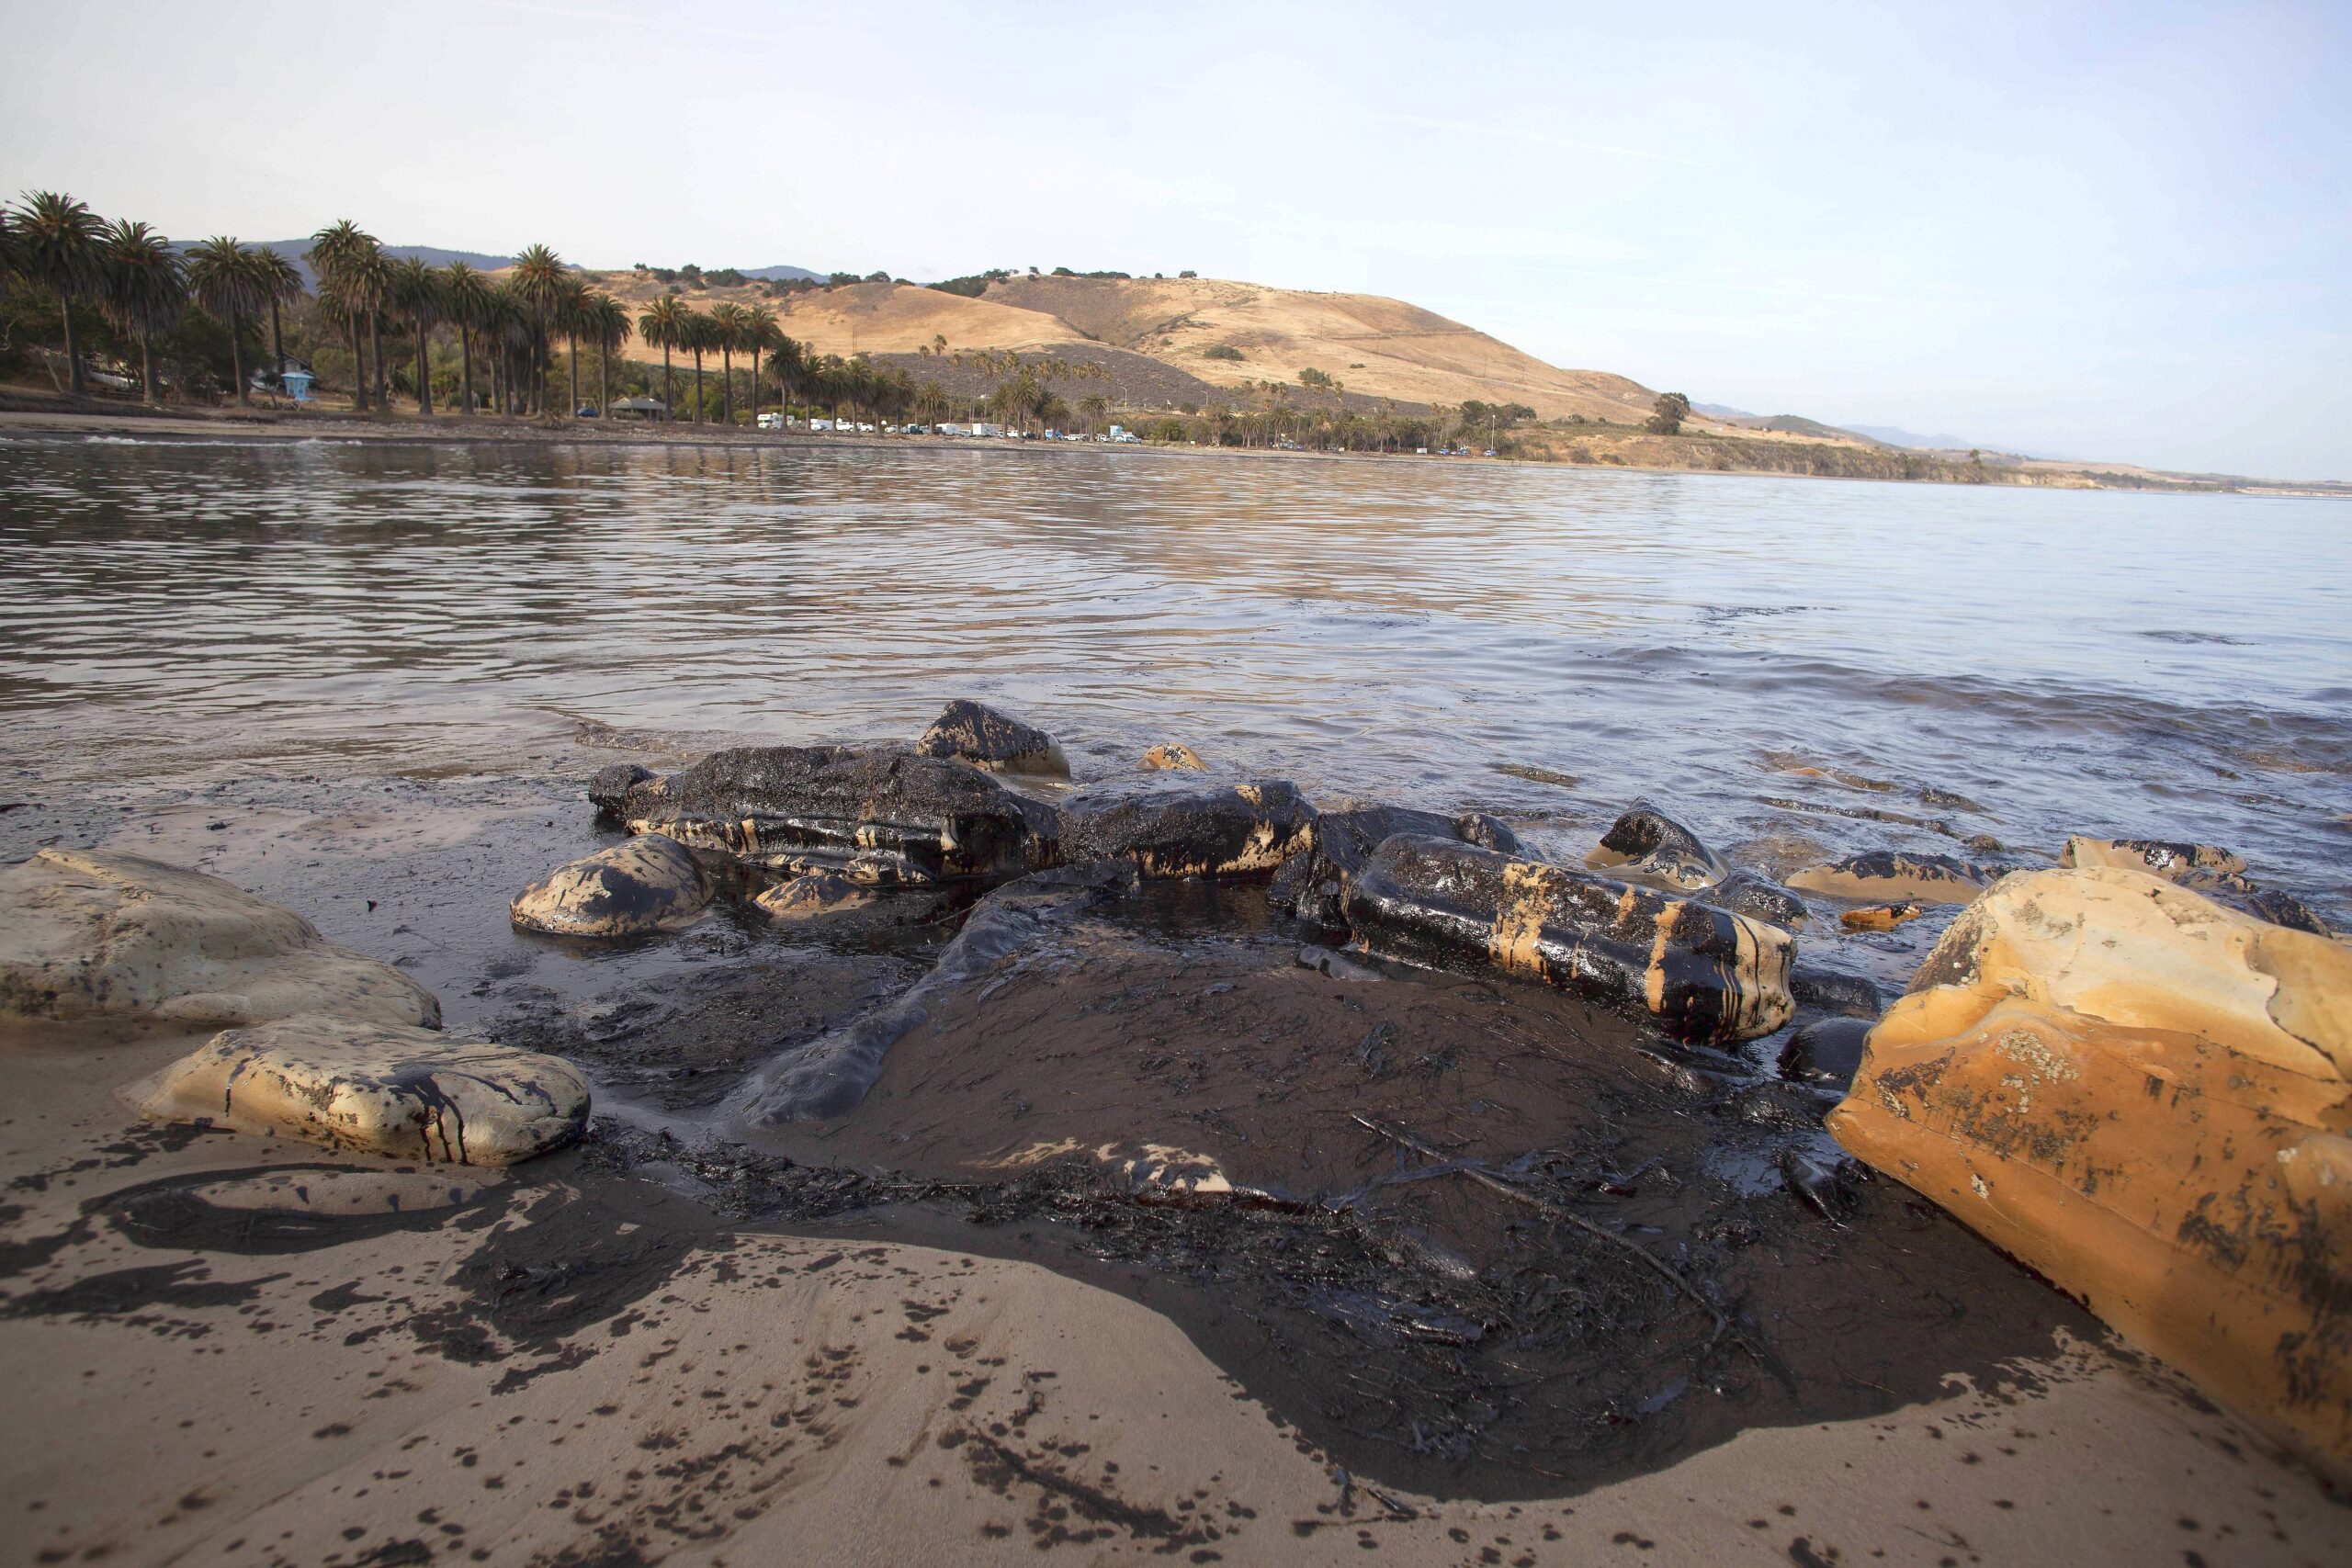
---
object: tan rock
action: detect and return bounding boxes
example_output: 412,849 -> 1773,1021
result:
753,872 -> 876,920
1140,743 -> 1207,773
510,835 -> 711,937
1839,902 -> 1922,932
1789,850 -> 1996,904
1828,866 -> 2352,1480
133,1017 -> 590,1167
0,848 -> 438,1030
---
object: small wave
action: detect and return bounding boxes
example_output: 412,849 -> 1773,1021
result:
2140,629 -> 2247,646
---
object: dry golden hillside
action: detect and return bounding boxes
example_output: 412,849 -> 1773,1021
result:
985,275 -> 1664,423
582,274 -> 1090,358
563,266 -> 1702,423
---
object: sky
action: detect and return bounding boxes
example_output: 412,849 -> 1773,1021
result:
5,0 -> 2348,478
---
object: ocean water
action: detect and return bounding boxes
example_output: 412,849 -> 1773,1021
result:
3,434 -> 2346,919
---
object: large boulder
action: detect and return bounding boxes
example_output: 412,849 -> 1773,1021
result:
1788,850 -> 1998,904
2062,835 -> 2332,935
1828,866 -> 2352,1481
1344,835 -> 1795,1044
913,700 -> 1069,777
0,848 -> 438,1030
510,835 -> 712,937
593,745 -> 1060,886
1272,803 -> 1522,928
1061,777 -> 1317,879
134,1017 -> 588,1167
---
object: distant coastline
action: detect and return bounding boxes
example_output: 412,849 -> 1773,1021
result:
6,396 -> 2345,496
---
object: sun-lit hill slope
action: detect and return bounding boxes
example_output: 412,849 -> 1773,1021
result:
982,275 -> 1665,423
557,266 -> 1692,423
581,273 -> 1091,359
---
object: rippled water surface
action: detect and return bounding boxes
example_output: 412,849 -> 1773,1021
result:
4,434 -> 2348,915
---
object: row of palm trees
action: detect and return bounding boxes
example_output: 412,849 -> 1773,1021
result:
4,191 -> 1114,430
1,190 -> 306,405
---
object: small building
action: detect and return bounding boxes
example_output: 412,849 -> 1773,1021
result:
609,397 -> 670,421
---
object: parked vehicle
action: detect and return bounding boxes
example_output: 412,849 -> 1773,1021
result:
808,418 -> 835,432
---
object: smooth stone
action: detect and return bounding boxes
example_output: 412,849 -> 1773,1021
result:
1344,834 -> 1795,1044
1829,866 -> 2352,1482
133,1017 -> 591,1167
1779,1015 -> 1873,1087
1790,965 -> 1884,1019
595,745 -> 1059,886
754,871 -> 876,920
0,848 -> 438,1030
1787,850 -> 1999,903
1586,798 -> 1726,892
913,699 -> 1069,777
1140,743 -> 1207,773
1708,871 -> 1808,929
1061,777 -> 1317,880
1839,901 -> 1923,932
510,835 -> 712,937
1271,802 -> 1525,928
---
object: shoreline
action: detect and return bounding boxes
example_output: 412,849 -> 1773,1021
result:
8,402 -> 2342,495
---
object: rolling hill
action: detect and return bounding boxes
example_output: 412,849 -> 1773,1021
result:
577,267 -> 1681,424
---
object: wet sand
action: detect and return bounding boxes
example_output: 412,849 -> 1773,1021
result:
3,771 -> 2346,1564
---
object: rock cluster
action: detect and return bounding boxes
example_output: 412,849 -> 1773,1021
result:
1,850 -> 587,1167
1830,865 -> 2351,1480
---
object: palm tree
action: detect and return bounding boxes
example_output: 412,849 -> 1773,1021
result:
443,261 -> 491,414
639,296 -> 688,418
98,220 -> 186,406
555,275 -> 590,417
387,257 -> 445,414
583,293 -> 632,415
509,243 -> 567,416
489,284 -> 534,414
184,237 -> 266,406
741,307 -> 784,423
253,249 -> 304,397
765,334 -> 808,416
707,302 -> 746,425
12,191 -> 107,398
682,306 -> 712,423
306,220 -> 380,411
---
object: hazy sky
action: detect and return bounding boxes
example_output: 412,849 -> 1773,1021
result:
6,1 -> 2347,476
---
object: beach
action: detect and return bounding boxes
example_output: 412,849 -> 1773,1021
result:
2,434 -> 2346,1565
